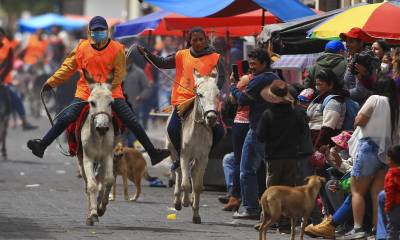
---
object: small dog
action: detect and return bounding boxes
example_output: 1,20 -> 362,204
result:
258,175 -> 325,240
110,141 -> 148,201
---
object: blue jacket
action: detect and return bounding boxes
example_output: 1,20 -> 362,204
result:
230,71 -> 278,129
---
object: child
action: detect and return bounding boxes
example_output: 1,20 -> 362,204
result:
384,145 -> 400,240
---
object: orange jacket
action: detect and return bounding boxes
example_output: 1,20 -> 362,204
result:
0,38 -> 13,84
23,35 -> 48,65
172,49 -> 219,106
46,39 -> 126,100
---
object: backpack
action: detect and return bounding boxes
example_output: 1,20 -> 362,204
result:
321,95 -> 359,131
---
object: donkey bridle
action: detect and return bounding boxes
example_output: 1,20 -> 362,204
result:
90,111 -> 113,131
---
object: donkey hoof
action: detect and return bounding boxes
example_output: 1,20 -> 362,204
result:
174,203 -> 182,211
129,197 -> 138,202
109,196 -> 115,201
86,214 -> 99,226
192,216 -> 202,224
182,202 -> 190,208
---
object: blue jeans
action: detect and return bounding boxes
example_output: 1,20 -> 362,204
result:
222,152 -> 235,195
231,123 -> 249,198
332,195 -> 353,226
352,137 -> 384,177
167,108 -> 225,157
240,128 -> 265,212
377,191 -> 387,240
42,98 -> 155,152
5,85 -> 26,118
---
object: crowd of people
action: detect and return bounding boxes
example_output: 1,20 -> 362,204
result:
219,27 -> 400,240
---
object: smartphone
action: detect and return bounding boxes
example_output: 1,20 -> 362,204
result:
232,64 -> 240,82
241,60 -> 249,74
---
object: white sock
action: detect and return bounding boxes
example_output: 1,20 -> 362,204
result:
354,223 -> 362,229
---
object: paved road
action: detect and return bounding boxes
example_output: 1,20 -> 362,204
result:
0,118 -> 313,240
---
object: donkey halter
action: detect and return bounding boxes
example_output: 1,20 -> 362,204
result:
194,81 -> 218,124
90,111 -> 113,130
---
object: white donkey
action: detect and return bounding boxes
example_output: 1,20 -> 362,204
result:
77,69 -> 115,226
167,68 -> 219,224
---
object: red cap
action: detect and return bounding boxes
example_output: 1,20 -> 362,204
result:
339,27 -> 374,43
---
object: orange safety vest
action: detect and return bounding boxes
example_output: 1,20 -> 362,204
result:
0,38 -> 13,84
75,39 -> 124,100
172,49 -> 220,106
23,35 -> 48,65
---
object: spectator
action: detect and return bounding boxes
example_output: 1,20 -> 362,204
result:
223,74 -> 252,212
230,48 -> 278,220
376,145 -> 400,240
304,40 -> 346,90
340,27 -> 379,105
344,77 -> 399,239
371,39 -> 390,62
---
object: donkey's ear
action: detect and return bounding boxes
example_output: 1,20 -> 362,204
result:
82,68 -> 95,84
106,69 -> 115,84
193,68 -> 202,85
193,68 -> 201,78
209,67 -> 218,78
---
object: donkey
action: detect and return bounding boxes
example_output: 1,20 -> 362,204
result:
0,84 -> 10,160
77,69 -> 116,226
167,68 -> 219,224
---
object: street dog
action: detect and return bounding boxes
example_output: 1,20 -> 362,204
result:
110,141 -> 148,201
258,175 -> 325,240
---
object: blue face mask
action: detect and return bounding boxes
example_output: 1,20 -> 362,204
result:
90,31 -> 107,43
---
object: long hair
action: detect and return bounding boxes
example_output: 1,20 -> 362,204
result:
315,68 -> 343,91
375,76 -> 399,136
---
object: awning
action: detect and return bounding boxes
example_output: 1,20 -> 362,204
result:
143,0 -> 316,22
271,53 -> 323,70
114,9 -> 278,38
18,13 -> 87,32
114,10 -> 170,38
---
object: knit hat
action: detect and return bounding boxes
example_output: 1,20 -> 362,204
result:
331,131 -> 352,150
325,40 -> 345,53
297,88 -> 314,103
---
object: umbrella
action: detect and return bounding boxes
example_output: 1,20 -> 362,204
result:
308,2 -> 400,41
18,13 -> 87,32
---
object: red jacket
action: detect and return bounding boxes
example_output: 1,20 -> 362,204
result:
384,167 -> 400,213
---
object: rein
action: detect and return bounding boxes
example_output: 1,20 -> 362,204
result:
40,88 -> 88,157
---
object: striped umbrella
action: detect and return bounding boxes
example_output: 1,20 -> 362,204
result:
308,2 -> 400,41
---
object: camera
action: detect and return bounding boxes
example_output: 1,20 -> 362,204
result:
350,52 -> 375,75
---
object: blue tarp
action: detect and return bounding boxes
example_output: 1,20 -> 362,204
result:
18,13 -> 87,32
144,0 -> 315,22
114,10 -> 170,38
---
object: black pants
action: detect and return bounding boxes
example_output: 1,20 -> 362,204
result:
42,98 -> 155,152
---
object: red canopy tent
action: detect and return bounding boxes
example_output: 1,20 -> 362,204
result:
141,9 -> 278,37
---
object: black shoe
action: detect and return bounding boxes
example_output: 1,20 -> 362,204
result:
170,160 -> 180,171
27,139 -> 45,158
148,148 -> 170,166
23,123 -> 38,131
218,195 -> 230,204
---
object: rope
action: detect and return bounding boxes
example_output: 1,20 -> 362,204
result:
40,88 -> 87,157
126,43 -> 196,95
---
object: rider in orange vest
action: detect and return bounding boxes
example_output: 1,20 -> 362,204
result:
23,30 -> 49,65
27,16 -> 170,165
0,28 -> 37,130
138,27 -> 226,170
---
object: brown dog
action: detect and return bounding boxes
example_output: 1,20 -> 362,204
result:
110,141 -> 148,201
258,175 -> 325,240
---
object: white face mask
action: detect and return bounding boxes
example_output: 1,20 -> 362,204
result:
381,63 -> 390,73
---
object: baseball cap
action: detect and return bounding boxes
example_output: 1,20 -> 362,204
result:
325,40 -> 345,53
89,16 -> 108,31
339,27 -> 374,43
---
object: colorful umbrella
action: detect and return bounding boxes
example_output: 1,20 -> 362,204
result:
308,2 -> 400,41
